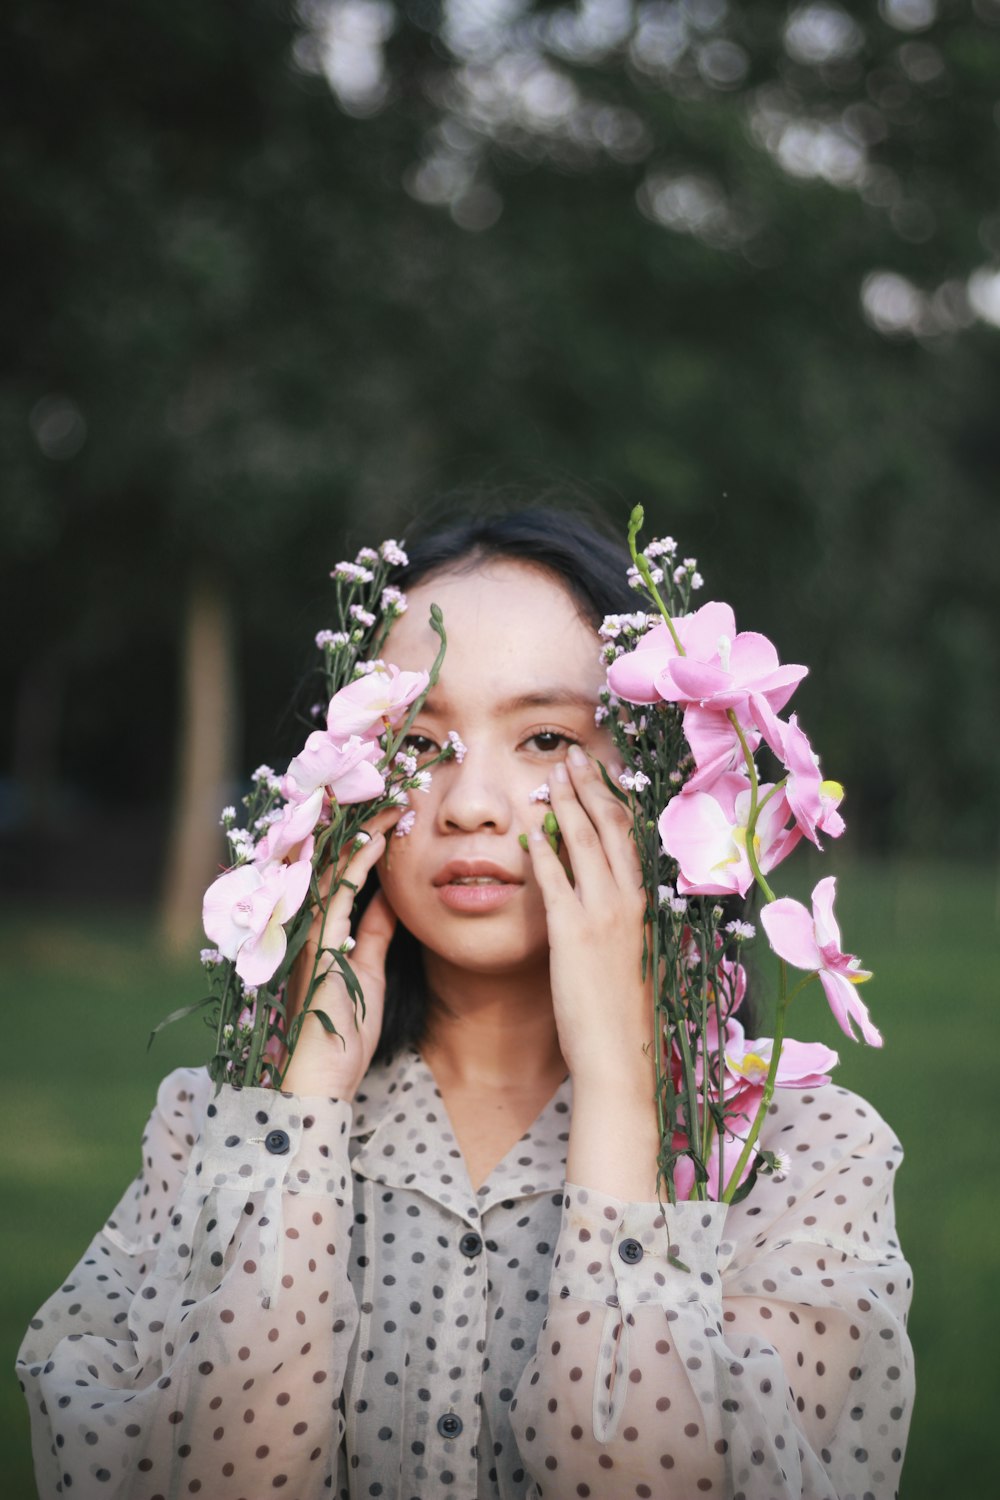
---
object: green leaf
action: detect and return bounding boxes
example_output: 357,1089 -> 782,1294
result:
727,1153 -> 765,1206
148,995 -> 216,1049
595,757 -> 630,804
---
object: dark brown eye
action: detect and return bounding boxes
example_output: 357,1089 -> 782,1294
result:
526,732 -> 572,753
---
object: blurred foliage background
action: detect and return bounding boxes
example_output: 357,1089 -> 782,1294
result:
2,0 -> 999,1495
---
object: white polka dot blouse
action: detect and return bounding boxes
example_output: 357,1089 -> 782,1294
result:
18,1047 -> 914,1498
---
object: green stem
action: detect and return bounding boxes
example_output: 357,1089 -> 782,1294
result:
728,710 -> 776,903
721,960 -> 789,1202
627,507 -> 685,653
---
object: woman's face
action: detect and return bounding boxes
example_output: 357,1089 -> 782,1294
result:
377,559 -> 616,980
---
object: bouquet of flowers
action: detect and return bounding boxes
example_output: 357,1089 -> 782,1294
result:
154,540 -> 460,1091
601,507 -> 881,1206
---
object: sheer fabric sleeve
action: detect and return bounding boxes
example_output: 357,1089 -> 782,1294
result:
509,1091 -> 914,1500
17,1067 -> 357,1500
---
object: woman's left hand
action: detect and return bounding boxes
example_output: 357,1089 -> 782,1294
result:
527,744 -> 654,1093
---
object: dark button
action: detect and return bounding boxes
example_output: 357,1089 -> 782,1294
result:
264,1129 -> 290,1155
436,1412 -> 463,1439
618,1237 -> 644,1265
459,1232 -> 483,1258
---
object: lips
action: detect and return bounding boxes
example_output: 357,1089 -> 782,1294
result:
432,859 -> 523,888
432,858 -> 524,913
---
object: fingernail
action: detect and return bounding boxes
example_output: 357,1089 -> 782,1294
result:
553,761 -> 569,783
568,744 -> 587,767
529,827 -> 545,843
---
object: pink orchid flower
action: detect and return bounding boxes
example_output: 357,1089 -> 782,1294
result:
658,607 -> 808,718
202,857 -> 312,987
658,772 -> 800,897
722,1016 -> 838,1090
606,602 -> 736,704
751,698 -> 845,847
253,787 -> 323,867
761,876 -> 881,1046
325,664 -> 429,742
285,731 -> 385,804
682,704 -> 761,793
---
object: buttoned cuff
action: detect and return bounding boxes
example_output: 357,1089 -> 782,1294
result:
552,1183 -> 727,1311
193,1084 -> 354,1197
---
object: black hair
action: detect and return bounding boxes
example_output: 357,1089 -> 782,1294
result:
357,498 -> 637,1066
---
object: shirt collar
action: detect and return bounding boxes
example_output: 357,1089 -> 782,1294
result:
349,1045 -> 572,1221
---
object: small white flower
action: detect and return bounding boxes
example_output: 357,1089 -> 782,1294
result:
349,605 -> 376,627
380,539 -> 408,566
388,787 -> 410,806
394,750 -> 418,776
669,770 -> 683,785
626,566 -> 645,591
355,546 -> 379,565
200,947 -> 223,966
331,560 -> 375,584
658,884 -> 688,915
770,1150 -> 792,1183
599,615 -> 623,640
529,783 -> 551,804
445,730 -> 467,763
250,764 -> 278,786
353,657 -> 385,677
594,704 -> 610,726
690,572 -> 704,590
228,828 -> 256,861
380,585 -> 407,615
673,565 -> 688,585
725,919 -> 757,941
242,987 -> 259,1004
619,770 -> 651,792
394,809 -> 416,836
219,805 -> 236,826
683,557 -> 698,570
315,629 -> 351,650
254,809 -> 283,831
644,536 -> 677,558
409,770 -> 432,794
711,904 -> 725,921
338,936 -> 357,953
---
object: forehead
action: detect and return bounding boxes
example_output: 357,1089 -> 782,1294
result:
385,559 -> 604,703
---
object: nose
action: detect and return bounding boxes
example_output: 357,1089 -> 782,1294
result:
435,746 -> 512,834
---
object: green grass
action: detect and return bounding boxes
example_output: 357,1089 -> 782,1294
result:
2,861 -> 997,1498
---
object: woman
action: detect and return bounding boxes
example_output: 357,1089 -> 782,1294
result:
18,507 -> 914,1499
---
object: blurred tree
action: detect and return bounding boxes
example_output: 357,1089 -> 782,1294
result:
1,0 -> 997,937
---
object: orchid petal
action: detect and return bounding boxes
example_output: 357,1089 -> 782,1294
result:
235,918 -> 288,987
819,969 -> 883,1047
760,897 -> 823,971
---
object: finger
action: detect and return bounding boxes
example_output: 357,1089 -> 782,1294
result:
333,806 -> 403,881
564,748 -> 644,897
353,888 -> 397,971
546,759 -> 615,905
525,823 -> 578,915
325,829 -> 390,925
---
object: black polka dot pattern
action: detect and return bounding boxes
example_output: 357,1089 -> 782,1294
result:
17,1055 -> 913,1499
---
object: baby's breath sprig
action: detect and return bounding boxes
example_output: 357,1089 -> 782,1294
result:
155,541 -> 452,1094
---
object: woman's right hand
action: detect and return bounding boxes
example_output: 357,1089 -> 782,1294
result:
279,808 -> 400,1100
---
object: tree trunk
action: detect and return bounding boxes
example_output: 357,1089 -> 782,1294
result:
158,566 -> 238,955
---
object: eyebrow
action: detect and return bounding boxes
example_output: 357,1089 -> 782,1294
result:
420,687 -> 598,717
